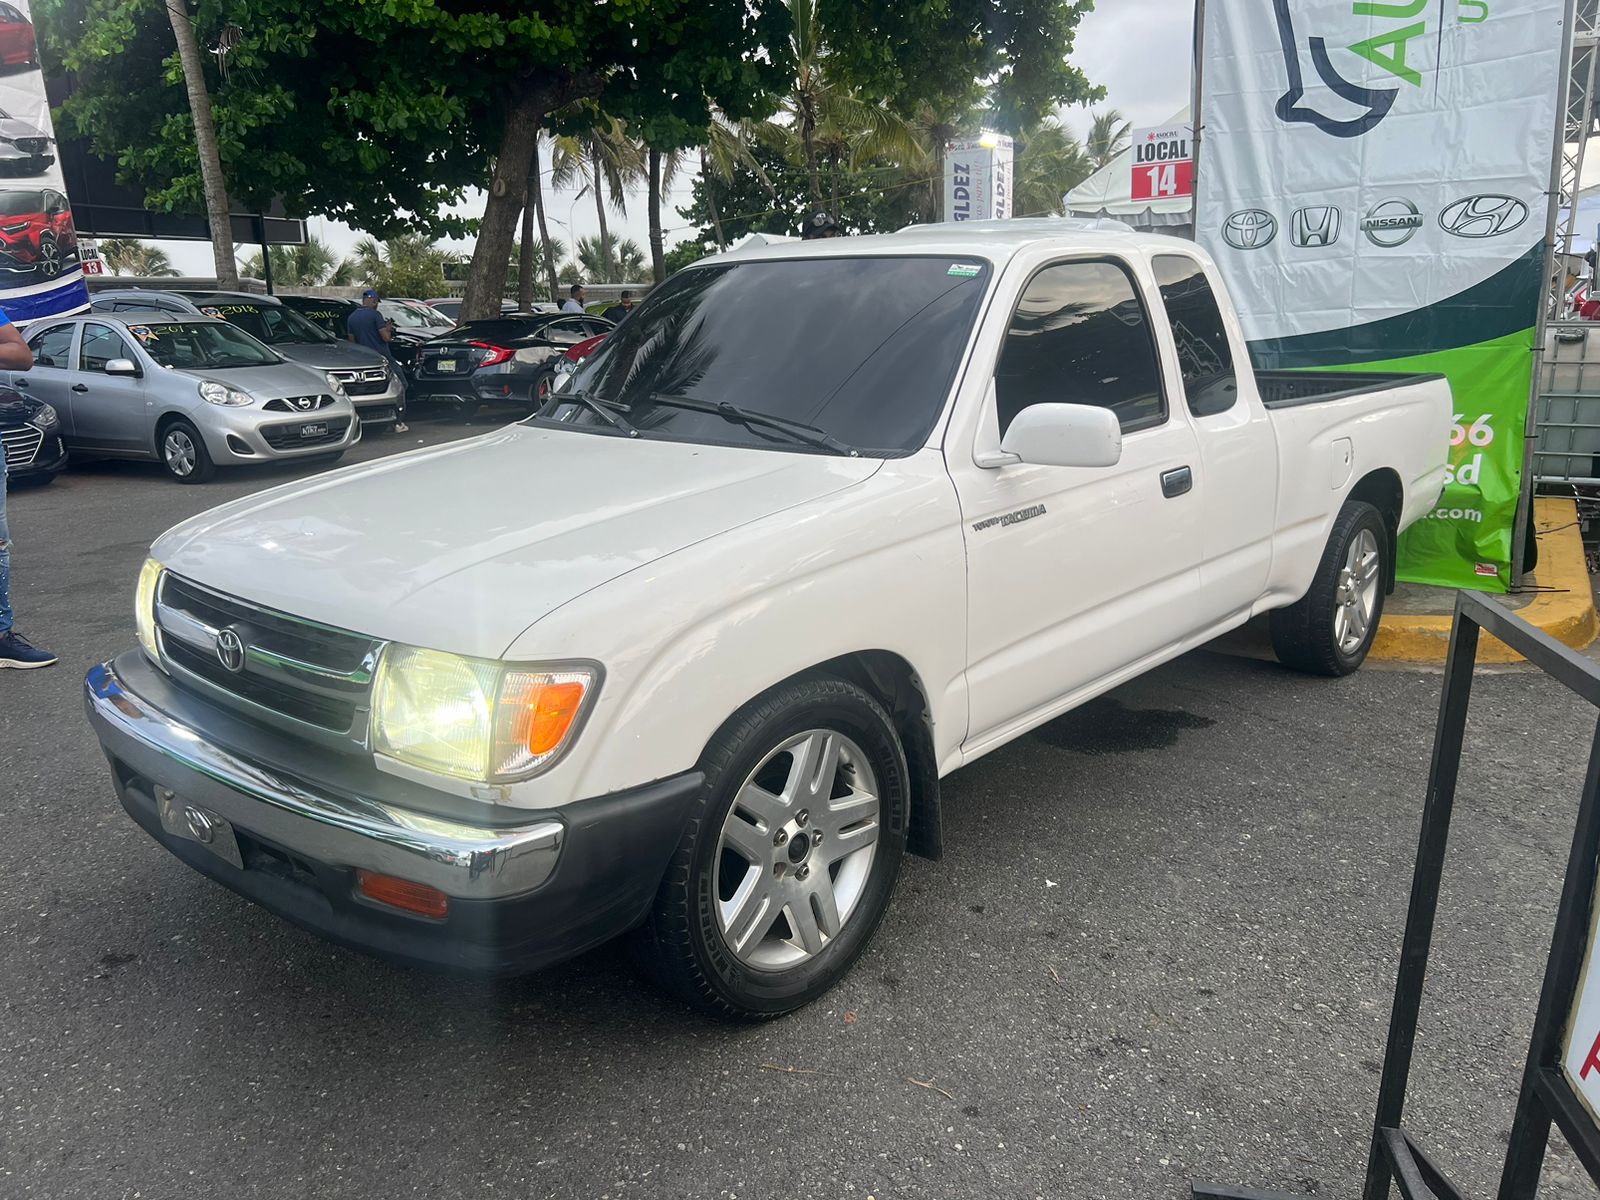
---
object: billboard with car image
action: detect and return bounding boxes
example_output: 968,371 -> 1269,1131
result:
0,0 -> 85,324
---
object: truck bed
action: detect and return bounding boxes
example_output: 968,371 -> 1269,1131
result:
1256,370 -> 1447,410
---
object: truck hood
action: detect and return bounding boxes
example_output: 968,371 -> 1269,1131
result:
151,425 -> 882,659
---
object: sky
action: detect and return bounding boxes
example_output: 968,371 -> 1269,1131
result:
143,0 -> 1198,278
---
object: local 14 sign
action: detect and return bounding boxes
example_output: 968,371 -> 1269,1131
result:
1130,124 -> 1193,202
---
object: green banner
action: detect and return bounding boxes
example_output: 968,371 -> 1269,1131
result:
1313,329 -> 1534,593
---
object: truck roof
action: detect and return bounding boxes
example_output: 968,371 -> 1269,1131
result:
702,218 -> 1200,269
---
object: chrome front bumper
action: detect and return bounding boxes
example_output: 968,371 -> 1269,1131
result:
85,659 -> 563,899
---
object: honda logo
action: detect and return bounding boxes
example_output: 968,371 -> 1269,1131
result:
1360,199 -> 1423,247
1291,206 -> 1341,248
1222,209 -> 1277,250
1438,194 -> 1529,239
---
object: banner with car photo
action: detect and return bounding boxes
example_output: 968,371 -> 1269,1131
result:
1195,0 -> 1564,591
0,0 -> 86,324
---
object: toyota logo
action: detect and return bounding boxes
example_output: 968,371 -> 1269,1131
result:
215,626 -> 246,673
1222,209 -> 1277,250
1438,194 -> 1529,239
1360,199 -> 1424,247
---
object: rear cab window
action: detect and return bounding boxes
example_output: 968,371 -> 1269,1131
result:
994,257 -> 1167,436
1151,255 -> 1238,417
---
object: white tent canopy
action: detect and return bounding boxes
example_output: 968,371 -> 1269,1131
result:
1065,105 -> 1193,231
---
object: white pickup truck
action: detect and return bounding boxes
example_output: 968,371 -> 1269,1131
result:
86,222 -> 1450,1017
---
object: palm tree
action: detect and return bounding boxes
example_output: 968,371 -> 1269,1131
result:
697,113 -> 783,250
552,113 -> 644,282
644,144 -> 688,283
520,133 -> 561,307
163,0 -> 236,286
1085,108 -> 1132,171
238,236 -> 352,286
98,238 -> 178,277
575,235 -> 645,282
349,235 -> 451,298
1012,117 -> 1093,217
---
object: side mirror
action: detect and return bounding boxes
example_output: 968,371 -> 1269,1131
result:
105,358 -> 141,377
997,403 -> 1122,468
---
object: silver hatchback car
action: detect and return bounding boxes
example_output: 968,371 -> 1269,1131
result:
6,311 -> 361,482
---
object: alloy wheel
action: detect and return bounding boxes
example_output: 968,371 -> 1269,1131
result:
1333,527 -> 1381,654
713,728 -> 881,970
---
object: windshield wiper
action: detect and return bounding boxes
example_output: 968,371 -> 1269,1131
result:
647,393 -> 859,457
559,388 -> 639,438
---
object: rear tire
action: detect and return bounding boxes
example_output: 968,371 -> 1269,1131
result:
530,367 -> 557,409
637,677 -> 909,1019
159,419 -> 215,484
1270,500 -> 1388,676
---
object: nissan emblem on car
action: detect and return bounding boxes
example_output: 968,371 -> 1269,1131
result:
215,626 -> 246,673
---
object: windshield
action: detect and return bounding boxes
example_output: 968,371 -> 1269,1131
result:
381,300 -> 452,330
198,301 -> 336,345
0,190 -> 41,215
286,303 -> 350,338
549,255 -> 991,456
126,320 -> 282,369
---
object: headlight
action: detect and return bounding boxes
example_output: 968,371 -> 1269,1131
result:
135,558 -> 163,664
325,372 -> 349,397
554,358 -> 576,376
27,402 -> 57,431
198,381 -> 253,407
371,645 -> 597,783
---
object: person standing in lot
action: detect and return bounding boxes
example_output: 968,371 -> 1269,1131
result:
0,313 -> 53,668
602,290 -> 634,322
562,284 -> 587,314
347,288 -> 411,433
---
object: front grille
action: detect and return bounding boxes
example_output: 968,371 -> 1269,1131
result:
264,394 -> 335,413
330,367 -> 389,396
261,416 -> 350,450
155,573 -> 382,744
1,425 -> 42,467
15,138 -> 47,154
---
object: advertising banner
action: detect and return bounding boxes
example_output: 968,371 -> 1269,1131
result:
1129,122 -> 1194,203
1196,0 -> 1565,590
0,0 -> 88,324
944,134 -> 1014,222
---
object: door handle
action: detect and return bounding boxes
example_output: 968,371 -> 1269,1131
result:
71,383 -> 88,393
1160,466 -> 1193,498
12,377 -> 26,386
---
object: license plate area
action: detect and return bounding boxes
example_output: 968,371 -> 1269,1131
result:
435,358 -> 457,372
155,787 -> 244,870
299,422 -> 328,438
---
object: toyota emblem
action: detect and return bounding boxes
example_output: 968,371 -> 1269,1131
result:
1222,209 -> 1277,250
215,626 -> 246,673
1438,194 -> 1529,239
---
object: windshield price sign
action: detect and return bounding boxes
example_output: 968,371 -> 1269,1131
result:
1130,124 -> 1193,202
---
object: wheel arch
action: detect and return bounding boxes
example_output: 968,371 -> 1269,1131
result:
1346,467 -> 1403,593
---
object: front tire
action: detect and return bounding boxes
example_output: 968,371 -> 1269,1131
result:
638,677 -> 909,1019
1270,500 -> 1388,676
159,419 -> 215,484
34,233 -> 60,281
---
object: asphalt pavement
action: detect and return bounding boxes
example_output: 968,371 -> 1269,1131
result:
3,413 -> 1599,1198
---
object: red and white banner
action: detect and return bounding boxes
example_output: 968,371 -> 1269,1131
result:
1129,123 -> 1193,203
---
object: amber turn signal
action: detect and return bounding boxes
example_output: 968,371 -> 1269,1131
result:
356,869 -> 450,919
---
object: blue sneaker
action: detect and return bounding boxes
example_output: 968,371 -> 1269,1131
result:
0,630 -> 57,669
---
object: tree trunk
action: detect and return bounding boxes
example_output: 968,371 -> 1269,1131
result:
517,189 -> 535,311
462,92 -> 544,321
591,149 -> 611,283
532,144 -> 559,303
828,150 -> 839,215
648,147 -> 664,284
799,92 -> 821,202
701,150 -> 726,250
164,0 -> 237,288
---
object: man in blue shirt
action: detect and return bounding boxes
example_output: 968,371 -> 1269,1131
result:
347,289 -> 410,432
0,308 -> 53,668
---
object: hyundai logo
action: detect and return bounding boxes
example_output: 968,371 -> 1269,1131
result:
1359,199 -> 1424,247
1438,194 -> 1529,239
1291,206 -> 1341,248
1222,209 -> 1277,250
215,626 -> 246,673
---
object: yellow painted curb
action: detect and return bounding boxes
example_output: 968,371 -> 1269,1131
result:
1370,497 -> 1599,664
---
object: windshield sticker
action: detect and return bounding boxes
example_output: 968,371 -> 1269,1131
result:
199,306 -> 223,318
126,325 -> 157,343
209,304 -> 262,316
947,264 -> 980,278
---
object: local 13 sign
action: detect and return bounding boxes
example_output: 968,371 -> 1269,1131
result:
1130,124 -> 1193,202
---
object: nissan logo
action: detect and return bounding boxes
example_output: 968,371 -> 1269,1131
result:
1291,206 -> 1341,248
1360,199 -> 1424,247
1222,209 -> 1277,250
1438,194 -> 1529,239
215,626 -> 246,673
